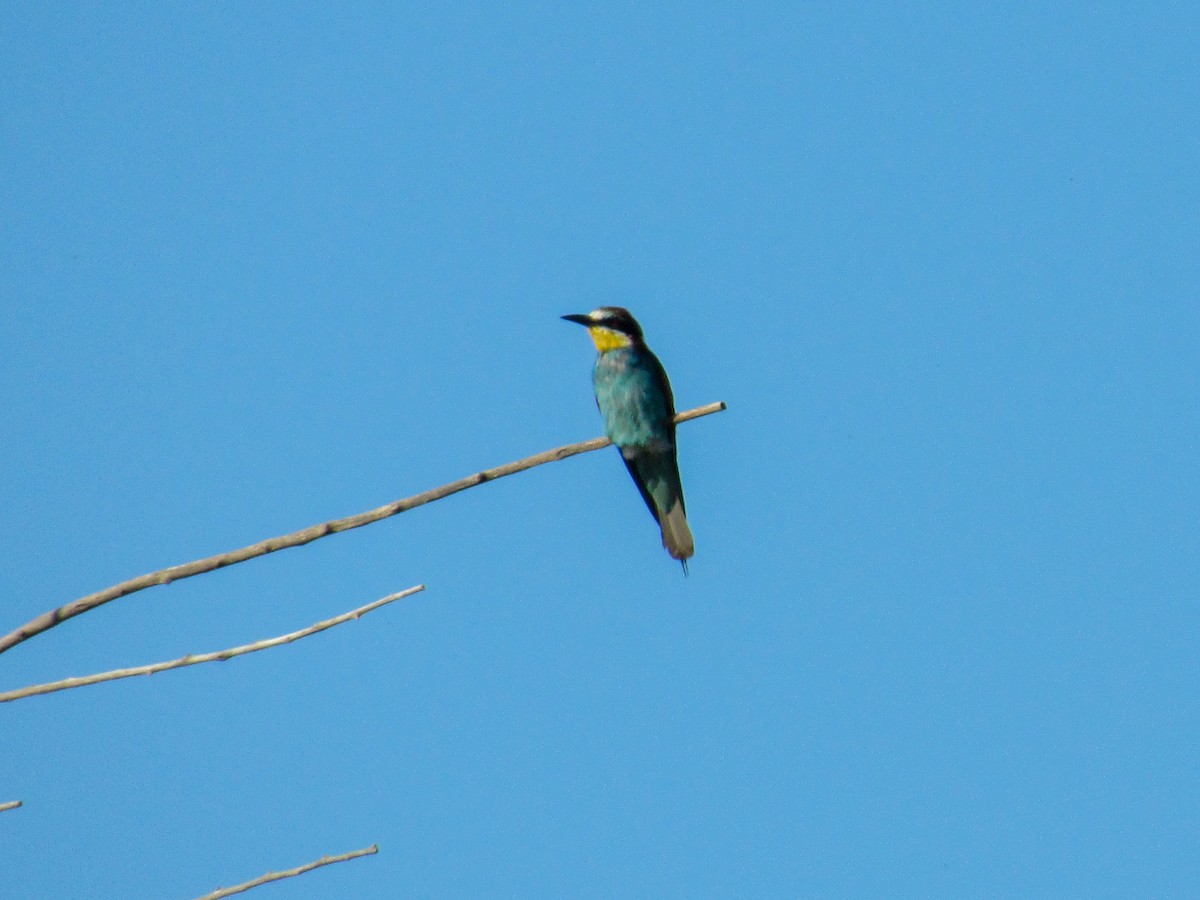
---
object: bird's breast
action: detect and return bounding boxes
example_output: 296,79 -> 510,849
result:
592,350 -> 673,451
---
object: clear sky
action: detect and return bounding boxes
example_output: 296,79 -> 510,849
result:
2,4 -> 1197,898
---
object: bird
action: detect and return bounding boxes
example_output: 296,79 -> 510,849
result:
562,306 -> 694,571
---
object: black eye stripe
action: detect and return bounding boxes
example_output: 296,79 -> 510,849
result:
589,307 -> 644,339
595,318 -> 632,332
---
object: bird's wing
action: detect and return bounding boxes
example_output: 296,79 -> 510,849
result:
643,348 -> 678,434
621,450 -> 662,524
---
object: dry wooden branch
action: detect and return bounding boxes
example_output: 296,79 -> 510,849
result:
191,844 -> 378,900
0,800 -> 22,813
0,586 -> 424,703
0,402 -> 725,656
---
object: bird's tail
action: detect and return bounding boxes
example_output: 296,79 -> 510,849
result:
629,450 -> 694,568
659,495 -> 694,572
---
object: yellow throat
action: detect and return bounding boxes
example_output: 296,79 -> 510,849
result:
587,326 -> 633,352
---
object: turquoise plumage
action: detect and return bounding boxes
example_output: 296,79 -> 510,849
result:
562,307 -> 694,571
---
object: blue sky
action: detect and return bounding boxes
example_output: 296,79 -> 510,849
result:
2,4 -> 1197,897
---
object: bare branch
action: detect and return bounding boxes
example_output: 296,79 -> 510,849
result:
0,586 -> 424,703
0,402 -> 726,655
191,844 -> 378,900
0,800 -> 22,813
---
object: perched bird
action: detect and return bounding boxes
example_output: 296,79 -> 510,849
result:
562,307 -> 694,571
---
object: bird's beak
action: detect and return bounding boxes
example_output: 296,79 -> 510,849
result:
561,313 -> 593,326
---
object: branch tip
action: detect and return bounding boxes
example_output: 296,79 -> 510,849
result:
191,844 -> 378,900
0,585 -> 424,703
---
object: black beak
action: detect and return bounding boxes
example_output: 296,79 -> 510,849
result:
561,314 -> 593,326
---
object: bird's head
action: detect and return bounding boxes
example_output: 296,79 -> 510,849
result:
561,306 -> 645,352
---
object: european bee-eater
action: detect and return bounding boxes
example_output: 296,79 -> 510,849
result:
562,307 -> 694,571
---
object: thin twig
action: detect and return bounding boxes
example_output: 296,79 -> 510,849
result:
0,586 -> 424,703
0,402 -> 726,656
191,844 -> 378,900
0,800 -> 22,813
